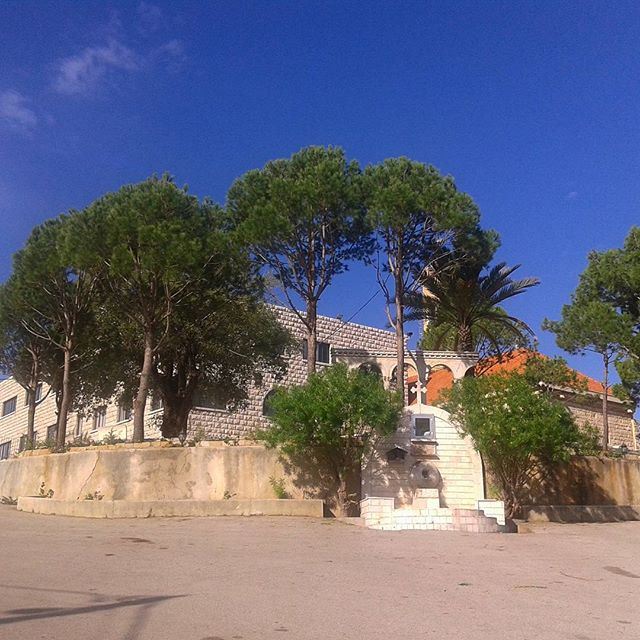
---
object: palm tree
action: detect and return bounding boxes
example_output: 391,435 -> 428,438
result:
406,262 -> 539,355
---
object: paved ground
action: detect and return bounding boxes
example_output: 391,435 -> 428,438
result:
0,505 -> 638,640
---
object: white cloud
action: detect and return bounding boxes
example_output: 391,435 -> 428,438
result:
0,89 -> 38,133
51,39 -> 141,96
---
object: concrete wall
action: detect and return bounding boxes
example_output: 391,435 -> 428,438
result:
524,456 -> 640,506
0,444 -> 309,503
362,405 -> 485,510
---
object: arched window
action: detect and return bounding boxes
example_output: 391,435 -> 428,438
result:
358,362 -> 383,378
262,390 -> 278,417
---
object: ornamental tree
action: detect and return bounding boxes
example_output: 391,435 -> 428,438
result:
0,277 -> 57,443
543,297 -> 631,447
75,176 -> 212,442
7,216 -> 97,447
440,372 -> 588,519
362,158 -> 483,393
151,225 -> 293,438
256,364 -> 403,516
226,146 -> 373,374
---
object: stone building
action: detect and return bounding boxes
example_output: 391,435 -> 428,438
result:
0,307 -> 397,458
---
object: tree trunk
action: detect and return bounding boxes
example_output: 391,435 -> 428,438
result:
132,333 -> 154,442
394,268 -> 405,403
306,299 -> 318,376
458,323 -> 473,352
56,347 -> 72,449
161,394 -> 192,439
602,358 -> 609,449
26,353 -> 40,443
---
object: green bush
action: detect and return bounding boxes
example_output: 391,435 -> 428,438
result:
440,371 -> 587,519
257,364 -> 403,516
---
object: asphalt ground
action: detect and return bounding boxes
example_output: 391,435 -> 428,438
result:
0,505 -> 638,640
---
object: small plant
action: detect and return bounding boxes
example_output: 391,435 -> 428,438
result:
269,476 -> 290,499
1,496 -> 18,505
190,427 -> 207,445
223,490 -> 236,500
84,490 -> 104,501
223,436 -> 239,446
102,428 -> 124,445
70,433 -> 95,448
38,482 -> 54,499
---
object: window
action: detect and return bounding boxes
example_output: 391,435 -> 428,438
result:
0,441 -> 10,460
117,404 -> 132,423
411,414 -> 435,441
2,396 -> 17,417
47,424 -> 57,441
75,415 -> 84,437
150,395 -> 163,412
262,390 -> 277,417
301,339 -> 331,364
24,383 -> 43,406
92,407 -> 107,431
193,390 -> 227,411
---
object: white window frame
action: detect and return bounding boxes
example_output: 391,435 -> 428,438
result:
0,440 -> 10,460
117,404 -> 132,423
2,396 -> 17,417
301,339 -> 331,365
92,407 -> 107,432
75,414 -> 84,437
411,413 -> 436,441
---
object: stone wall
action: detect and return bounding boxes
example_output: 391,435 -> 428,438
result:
362,405 -> 485,510
563,395 -> 637,449
188,306 -> 397,440
0,443 -> 311,503
524,455 -> 640,506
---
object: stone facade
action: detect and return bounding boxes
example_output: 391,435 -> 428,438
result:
360,489 -> 505,532
0,307 -> 396,454
560,392 -> 637,449
362,404 -> 486,510
0,376 -> 161,459
187,306 -> 397,440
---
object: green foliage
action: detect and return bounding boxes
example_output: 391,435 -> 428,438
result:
3,215 -> 99,446
227,146 -> 372,372
362,158 -> 488,388
101,429 -> 124,445
257,364 -> 403,514
546,229 -> 640,404
439,372 -> 587,518
84,490 -> 104,501
269,476 -> 290,499
1,496 -> 18,505
413,262 -> 538,354
69,433 -> 95,448
520,353 -> 587,392
543,298 -> 631,363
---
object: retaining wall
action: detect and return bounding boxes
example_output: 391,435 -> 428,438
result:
525,456 -> 640,506
0,443 -> 325,506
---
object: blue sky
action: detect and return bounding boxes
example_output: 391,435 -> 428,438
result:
1,1 -> 639,382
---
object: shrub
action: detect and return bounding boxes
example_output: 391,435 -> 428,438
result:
269,476 -> 290,499
440,371 -> 587,519
256,364 -> 403,516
